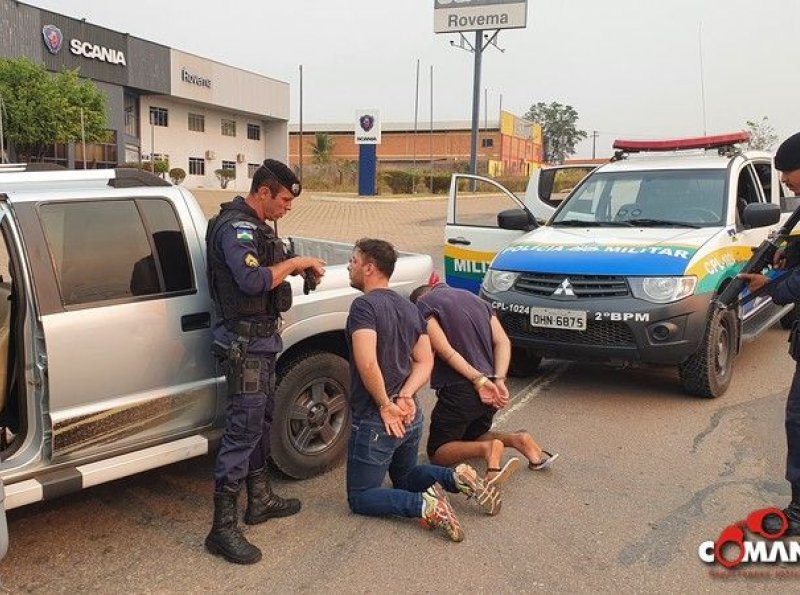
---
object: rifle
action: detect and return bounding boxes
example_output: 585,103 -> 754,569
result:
715,204 -> 800,309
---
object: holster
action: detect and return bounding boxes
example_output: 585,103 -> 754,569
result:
214,336 -> 264,396
789,320 -> 800,362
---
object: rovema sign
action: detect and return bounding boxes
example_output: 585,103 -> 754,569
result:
434,0 -> 527,34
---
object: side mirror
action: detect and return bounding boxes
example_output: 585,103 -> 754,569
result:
743,203 -> 780,228
498,208 -> 536,231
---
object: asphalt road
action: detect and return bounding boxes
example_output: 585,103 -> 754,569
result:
0,191 -> 797,592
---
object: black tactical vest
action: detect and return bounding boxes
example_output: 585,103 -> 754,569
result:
206,199 -> 287,326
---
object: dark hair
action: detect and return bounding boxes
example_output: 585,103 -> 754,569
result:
249,159 -> 302,196
354,238 -> 397,278
409,284 -> 431,304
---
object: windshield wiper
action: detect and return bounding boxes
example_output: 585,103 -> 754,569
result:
553,219 -> 633,227
625,218 -> 701,229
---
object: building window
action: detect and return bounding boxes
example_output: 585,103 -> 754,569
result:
221,119 -> 236,137
247,163 -> 260,178
149,106 -> 169,127
481,138 -> 494,148
188,113 -> 205,132
221,160 -> 236,172
124,94 -> 138,137
247,124 -> 261,141
38,199 -> 193,305
189,158 -> 205,176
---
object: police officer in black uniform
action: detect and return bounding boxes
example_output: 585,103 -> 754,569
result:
740,131 -> 800,534
204,159 -> 325,564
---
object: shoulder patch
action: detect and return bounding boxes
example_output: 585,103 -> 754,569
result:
232,221 -> 256,242
244,253 -> 260,268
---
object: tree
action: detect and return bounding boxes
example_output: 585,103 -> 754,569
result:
311,132 -> 335,164
0,57 -> 107,162
524,101 -> 587,163
169,167 -> 186,185
215,168 -> 236,189
744,116 -> 778,151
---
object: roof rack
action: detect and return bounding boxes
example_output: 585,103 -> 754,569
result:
611,132 -> 750,160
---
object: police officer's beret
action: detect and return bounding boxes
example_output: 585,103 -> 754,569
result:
261,159 -> 302,197
775,132 -> 800,172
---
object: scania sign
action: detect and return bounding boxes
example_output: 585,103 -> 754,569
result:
41,25 -> 127,67
434,0 -> 527,34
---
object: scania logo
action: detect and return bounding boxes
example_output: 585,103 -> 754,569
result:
359,115 -> 375,132
553,278 -> 575,297
42,25 -> 63,55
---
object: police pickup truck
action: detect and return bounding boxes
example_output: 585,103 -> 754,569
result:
444,133 -> 796,399
0,167 -> 432,560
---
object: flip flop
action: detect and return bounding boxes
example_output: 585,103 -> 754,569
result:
529,450 -> 559,470
486,457 -> 521,487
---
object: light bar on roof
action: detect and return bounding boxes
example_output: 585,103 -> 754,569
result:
612,132 -> 751,153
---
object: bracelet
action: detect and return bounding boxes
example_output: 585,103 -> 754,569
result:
489,375 -> 506,381
378,399 -> 392,410
472,375 -> 489,389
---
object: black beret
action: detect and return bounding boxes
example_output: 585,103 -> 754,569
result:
261,159 -> 302,197
775,132 -> 800,172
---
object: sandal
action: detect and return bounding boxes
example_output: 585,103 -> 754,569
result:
486,457 -> 521,487
529,450 -> 559,470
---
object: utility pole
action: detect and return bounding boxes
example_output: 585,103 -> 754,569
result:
80,107 -> 87,169
591,130 -> 599,159
299,64 -> 304,179
0,93 -> 5,164
412,58 -> 420,192
429,64 -> 434,193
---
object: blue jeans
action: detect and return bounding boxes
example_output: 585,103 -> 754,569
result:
346,412 -> 459,518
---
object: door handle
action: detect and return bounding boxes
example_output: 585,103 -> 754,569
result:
181,312 -> 210,331
447,237 -> 471,246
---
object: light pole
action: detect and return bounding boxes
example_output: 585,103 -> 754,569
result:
299,64 -> 303,178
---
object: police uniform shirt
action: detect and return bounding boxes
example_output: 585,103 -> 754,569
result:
211,196 -> 282,354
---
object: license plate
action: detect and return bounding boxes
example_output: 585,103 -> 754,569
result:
529,307 -> 587,331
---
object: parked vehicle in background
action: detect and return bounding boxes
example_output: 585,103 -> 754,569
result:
0,167 -> 433,560
444,133 -> 796,397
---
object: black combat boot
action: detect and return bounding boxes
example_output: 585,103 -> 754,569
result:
763,484 -> 800,537
205,489 -> 262,564
244,467 -> 302,525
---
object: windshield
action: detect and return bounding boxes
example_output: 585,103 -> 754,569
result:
552,169 -> 728,228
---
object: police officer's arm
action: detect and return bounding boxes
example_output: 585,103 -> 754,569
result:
265,256 -> 325,290
740,270 -> 800,305
351,328 -> 406,438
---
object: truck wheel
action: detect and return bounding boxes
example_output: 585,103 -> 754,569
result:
679,307 -> 737,398
508,347 -> 542,377
271,352 -> 350,479
780,306 -> 799,330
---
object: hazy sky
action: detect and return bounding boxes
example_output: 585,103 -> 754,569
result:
24,0 -> 800,158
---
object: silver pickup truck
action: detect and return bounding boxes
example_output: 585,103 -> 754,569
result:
0,167 -> 433,559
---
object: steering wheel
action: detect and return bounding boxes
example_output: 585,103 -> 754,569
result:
680,207 -> 718,223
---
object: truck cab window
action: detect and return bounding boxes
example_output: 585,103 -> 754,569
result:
39,199 -> 193,306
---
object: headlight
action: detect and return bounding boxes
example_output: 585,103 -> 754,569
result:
482,270 -> 520,293
629,276 -> 697,303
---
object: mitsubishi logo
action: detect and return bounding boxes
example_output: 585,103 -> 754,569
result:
553,278 -> 575,297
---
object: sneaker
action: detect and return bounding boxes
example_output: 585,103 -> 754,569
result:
454,463 -> 501,516
421,483 -> 464,542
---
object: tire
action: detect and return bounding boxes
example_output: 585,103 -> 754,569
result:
679,307 -> 737,398
271,352 -> 351,479
780,305 -> 799,330
508,346 -> 542,378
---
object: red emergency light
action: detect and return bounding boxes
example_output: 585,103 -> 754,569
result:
612,132 -> 750,153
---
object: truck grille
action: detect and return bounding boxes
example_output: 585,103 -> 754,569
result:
514,273 -> 629,298
500,313 -> 635,346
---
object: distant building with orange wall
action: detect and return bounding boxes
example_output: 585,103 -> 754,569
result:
289,110 -> 543,176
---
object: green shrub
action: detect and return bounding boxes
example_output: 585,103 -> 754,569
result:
169,167 -> 186,185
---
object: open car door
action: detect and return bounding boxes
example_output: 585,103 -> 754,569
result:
444,174 -> 535,294
523,164 -> 599,223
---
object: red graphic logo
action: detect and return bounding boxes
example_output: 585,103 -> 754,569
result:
698,508 -> 791,568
